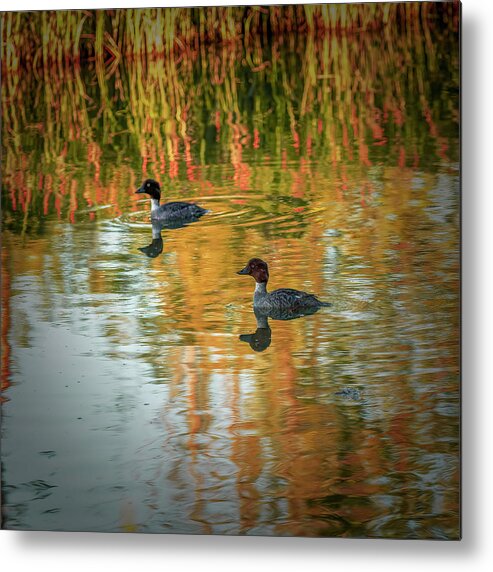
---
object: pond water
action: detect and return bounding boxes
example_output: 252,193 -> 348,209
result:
1,6 -> 460,539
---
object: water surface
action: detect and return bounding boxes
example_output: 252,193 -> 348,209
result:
1,5 -> 460,539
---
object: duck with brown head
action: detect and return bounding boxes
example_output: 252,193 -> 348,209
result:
136,179 -> 208,223
237,258 -> 331,311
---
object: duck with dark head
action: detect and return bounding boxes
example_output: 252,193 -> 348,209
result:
136,179 -> 208,223
237,258 -> 331,312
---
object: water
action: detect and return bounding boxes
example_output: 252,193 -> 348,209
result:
1,7 -> 460,538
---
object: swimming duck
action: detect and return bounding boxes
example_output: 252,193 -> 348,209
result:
136,179 -> 207,222
237,258 -> 331,311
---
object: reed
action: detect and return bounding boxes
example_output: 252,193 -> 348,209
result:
1,4 -> 460,67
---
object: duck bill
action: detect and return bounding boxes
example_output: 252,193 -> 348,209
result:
135,186 -> 146,194
236,266 -> 250,275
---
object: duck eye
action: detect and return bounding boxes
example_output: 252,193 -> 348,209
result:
147,183 -> 150,188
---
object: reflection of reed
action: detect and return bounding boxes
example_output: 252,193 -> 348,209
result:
1,4 -> 459,227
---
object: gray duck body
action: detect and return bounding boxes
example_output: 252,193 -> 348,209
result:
253,282 -> 328,311
150,199 -> 207,222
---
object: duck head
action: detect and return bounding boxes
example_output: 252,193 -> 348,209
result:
136,179 -> 161,202
237,258 -> 269,283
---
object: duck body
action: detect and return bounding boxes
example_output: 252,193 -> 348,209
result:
253,283 -> 328,312
136,179 -> 207,224
150,199 -> 208,222
237,258 -> 331,311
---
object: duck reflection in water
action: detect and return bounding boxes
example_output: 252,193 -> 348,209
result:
138,213 -> 204,258
138,221 -> 165,258
239,310 -> 272,352
239,305 -> 322,353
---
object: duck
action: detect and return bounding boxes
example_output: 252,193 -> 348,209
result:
136,179 -> 208,222
237,258 -> 331,311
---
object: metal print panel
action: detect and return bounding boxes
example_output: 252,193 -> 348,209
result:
1,2 -> 460,539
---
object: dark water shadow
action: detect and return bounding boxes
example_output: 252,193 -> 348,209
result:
460,11 -> 479,553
